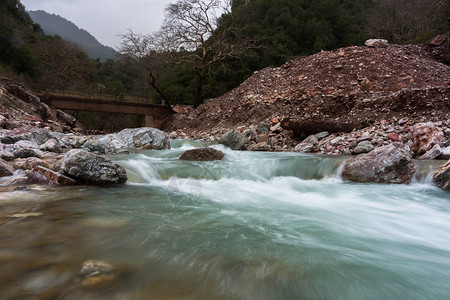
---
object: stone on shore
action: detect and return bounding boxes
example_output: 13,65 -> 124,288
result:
14,157 -> 50,171
353,140 -> 375,154
219,129 -> 246,150
179,148 -> 225,161
0,158 -> 14,177
410,122 -> 445,156
27,166 -> 77,185
249,142 -> 271,151
61,149 -> 127,185
432,160 -> 450,190
342,142 -> 416,184
365,39 -> 388,47
83,127 -> 170,153
294,135 -> 318,153
440,146 -> 450,159
419,144 -> 443,160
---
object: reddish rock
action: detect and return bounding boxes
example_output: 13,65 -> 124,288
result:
27,166 -> 77,185
179,147 -> 225,161
388,132 -> 398,141
410,122 -> 445,156
429,34 -> 447,46
342,142 -> 416,184
272,117 -> 279,124
432,160 -> 450,190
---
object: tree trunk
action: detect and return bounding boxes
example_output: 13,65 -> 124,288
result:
194,74 -> 205,108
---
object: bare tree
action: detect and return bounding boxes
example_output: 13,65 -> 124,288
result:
120,0 -> 255,108
119,30 -> 172,106
366,0 -> 449,43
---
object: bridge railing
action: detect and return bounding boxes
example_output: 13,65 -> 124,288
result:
44,90 -> 154,104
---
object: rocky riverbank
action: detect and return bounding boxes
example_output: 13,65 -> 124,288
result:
163,40 -> 450,156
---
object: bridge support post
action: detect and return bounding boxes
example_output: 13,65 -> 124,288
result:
142,115 -> 155,128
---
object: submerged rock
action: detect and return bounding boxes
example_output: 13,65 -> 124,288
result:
179,147 -> 225,161
61,149 -> 127,185
219,129 -> 246,150
432,160 -> 450,190
79,260 -> 118,290
342,142 -> 416,184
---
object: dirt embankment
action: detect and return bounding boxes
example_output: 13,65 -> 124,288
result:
163,41 -> 450,152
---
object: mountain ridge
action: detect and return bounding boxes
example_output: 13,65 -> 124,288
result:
28,10 -> 116,61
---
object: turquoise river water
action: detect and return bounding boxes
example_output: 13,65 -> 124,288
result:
0,140 -> 449,299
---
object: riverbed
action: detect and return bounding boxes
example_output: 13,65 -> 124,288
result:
1,140 -> 449,299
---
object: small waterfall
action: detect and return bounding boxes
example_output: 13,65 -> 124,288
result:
411,159 -> 443,185
115,142 -> 348,184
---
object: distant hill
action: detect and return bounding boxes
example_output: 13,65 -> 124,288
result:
28,10 -> 116,61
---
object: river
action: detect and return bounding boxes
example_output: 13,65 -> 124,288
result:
1,140 -> 449,299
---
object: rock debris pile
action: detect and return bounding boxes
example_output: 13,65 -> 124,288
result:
164,42 -> 450,156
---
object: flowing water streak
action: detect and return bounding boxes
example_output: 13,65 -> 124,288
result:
0,140 -> 449,299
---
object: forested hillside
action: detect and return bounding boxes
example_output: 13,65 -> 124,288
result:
28,10 -> 116,61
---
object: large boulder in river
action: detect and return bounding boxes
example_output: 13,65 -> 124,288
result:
342,142 -> 416,184
61,149 -> 127,185
83,128 -> 170,153
409,122 -> 445,156
219,129 -> 245,150
432,160 -> 450,190
179,148 -> 225,161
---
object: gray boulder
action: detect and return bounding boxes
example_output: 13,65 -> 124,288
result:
0,148 -> 14,161
0,158 -> 14,177
432,160 -> 450,190
219,129 -> 246,150
13,146 -> 43,159
0,127 -> 54,145
365,39 -> 388,47
315,131 -> 330,140
179,148 -> 225,161
83,128 -> 170,153
294,135 -> 318,153
61,149 -> 127,185
353,141 -> 375,154
39,138 -> 62,153
249,142 -> 271,151
440,146 -> 450,159
419,144 -> 442,160
342,142 -> 416,184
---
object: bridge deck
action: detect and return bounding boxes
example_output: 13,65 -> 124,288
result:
39,93 -> 173,128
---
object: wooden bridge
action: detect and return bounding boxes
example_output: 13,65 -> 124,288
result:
39,91 -> 173,128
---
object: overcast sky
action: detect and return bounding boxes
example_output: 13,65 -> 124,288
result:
21,0 -> 173,48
